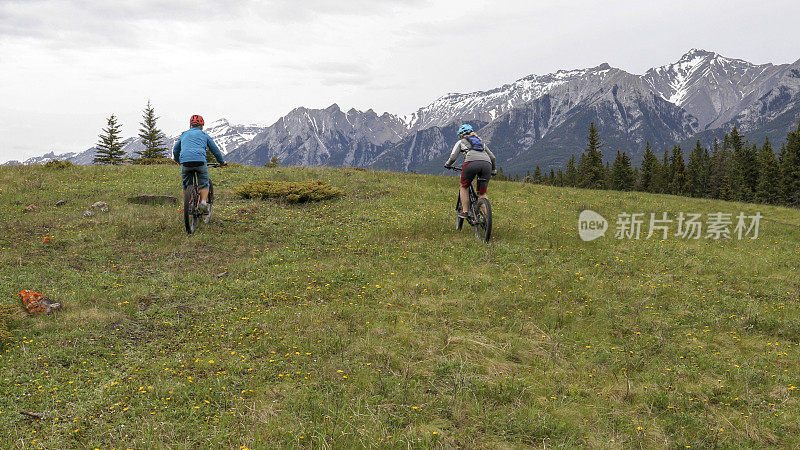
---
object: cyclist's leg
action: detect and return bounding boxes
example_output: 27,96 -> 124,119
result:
475,161 -> 492,200
460,162 -> 477,213
180,164 -> 194,199
196,163 -> 211,202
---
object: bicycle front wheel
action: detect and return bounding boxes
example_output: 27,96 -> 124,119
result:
473,198 -> 492,242
455,195 -> 464,230
184,187 -> 199,234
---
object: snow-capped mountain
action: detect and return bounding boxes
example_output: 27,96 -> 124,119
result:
403,64 -> 612,130
5,120 -> 257,165
643,49 -> 790,130
226,104 -> 409,167
203,119 -> 265,154
9,49 -> 800,173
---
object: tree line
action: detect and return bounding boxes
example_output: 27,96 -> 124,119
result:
93,101 -> 169,165
517,122 -> 800,207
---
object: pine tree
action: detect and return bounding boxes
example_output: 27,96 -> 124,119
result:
709,137 -> 731,200
577,122 -> 605,189
548,169 -> 556,185
555,170 -> 565,187
93,114 -> 126,165
729,127 -> 759,202
136,100 -> 167,159
637,142 -> 661,193
660,148 -> 672,193
610,150 -> 635,191
565,155 -> 578,187
670,145 -> 687,195
686,141 -> 710,198
781,122 -> 800,206
533,166 -> 544,183
756,137 -> 781,204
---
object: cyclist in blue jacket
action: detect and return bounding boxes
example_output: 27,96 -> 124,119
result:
173,115 -> 226,213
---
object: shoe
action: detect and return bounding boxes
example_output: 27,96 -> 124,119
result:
199,201 -> 209,214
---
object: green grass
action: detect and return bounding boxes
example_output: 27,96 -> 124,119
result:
0,164 -> 799,448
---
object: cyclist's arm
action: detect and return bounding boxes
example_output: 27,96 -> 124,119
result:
206,136 -> 226,164
172,139 -> 182,163
485,145 -> 497,171
444,141 -> 462,167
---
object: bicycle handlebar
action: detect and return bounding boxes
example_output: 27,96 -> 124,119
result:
445,166 -> 462,172
208,163 -> 227,168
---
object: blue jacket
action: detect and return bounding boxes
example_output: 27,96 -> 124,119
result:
173,127 -> 225,164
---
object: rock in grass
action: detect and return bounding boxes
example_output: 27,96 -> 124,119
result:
91,201 -> 108,211
127,195 -> 178,205
24,204 -> 38,212
82,210 -> 94,218
53,200 -> 67,207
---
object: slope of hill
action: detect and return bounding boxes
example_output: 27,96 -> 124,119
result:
1,165 -> 799,447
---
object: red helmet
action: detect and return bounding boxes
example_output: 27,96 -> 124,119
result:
190,115 -> 204,127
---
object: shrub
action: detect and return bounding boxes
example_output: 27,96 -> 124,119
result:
44,159 -> 75,169
129,158 -> 178,165
235,180 -> 344,203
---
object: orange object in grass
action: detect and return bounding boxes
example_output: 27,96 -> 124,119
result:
43,237 -> 51,244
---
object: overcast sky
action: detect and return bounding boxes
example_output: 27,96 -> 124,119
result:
1,0 -> 799,162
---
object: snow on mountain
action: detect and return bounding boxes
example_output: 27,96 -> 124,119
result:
8,49 -> 800,172
227,104 -> 409,167
643,49 -> 788,130
404,64 -> 612,130
203,119 -> 266,155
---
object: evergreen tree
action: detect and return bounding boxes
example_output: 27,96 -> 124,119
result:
93,114 -> 126,165
565,155 -> 578,187
686,141 -> 710,198
729,127 -> 759,202
756,137 -> 781,204
136,100 -> 167,159
555,169 -> 564,187
660,148 -> 672,193
709,137 -> 732,200
637,142 -> 661,193
610,150 -> 635,191
577,122 -> 605,189
781,122 -> 800,206
670,145 -> 687,195
533,166 -> 544,183
548,169 -> 555,185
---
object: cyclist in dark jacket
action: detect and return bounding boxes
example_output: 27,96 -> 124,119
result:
444,124 -> 496,219
173,115 -> 226,213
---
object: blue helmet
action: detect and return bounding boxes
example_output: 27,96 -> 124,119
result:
458,124 -> 473,136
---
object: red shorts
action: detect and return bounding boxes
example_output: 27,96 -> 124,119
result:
460,161 -> 491,195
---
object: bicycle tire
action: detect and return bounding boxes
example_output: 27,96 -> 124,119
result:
204,180 -> 214,224
184,186 -> 198,234
455,195 -> 464,230
473,198 -> 492,242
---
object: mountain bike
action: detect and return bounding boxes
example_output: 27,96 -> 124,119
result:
447,167 -> 492,242
184,163 -> 223,234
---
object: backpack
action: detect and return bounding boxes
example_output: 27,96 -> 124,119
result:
464,135 -> 484,152
18,290 -> 61,315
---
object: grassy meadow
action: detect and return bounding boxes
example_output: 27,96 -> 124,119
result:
1,163 -> 799,448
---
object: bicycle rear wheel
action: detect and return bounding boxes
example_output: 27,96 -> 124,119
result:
473,198 -> 492,242
184,186 -> 199,234
204,181 -> 214,224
